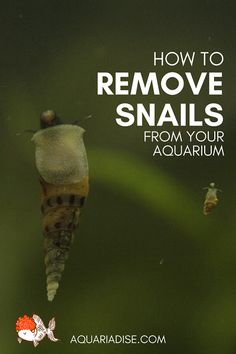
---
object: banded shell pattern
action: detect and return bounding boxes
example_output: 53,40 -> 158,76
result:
32,111 -> 89,301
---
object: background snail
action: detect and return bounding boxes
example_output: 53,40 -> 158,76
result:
203,182 -> 221,215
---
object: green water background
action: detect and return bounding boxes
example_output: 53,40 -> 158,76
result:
0,1 -> 235,353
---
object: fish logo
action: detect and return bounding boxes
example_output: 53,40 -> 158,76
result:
16,314 -> 59,347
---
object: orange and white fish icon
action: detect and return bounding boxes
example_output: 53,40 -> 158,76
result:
203,182 -> 221,215
16,314 -> 59,347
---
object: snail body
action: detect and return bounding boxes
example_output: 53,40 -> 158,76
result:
203,182 -> 220,215
32,111 -> 89,301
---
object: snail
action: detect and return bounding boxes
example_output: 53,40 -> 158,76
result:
32,110 -> 89,301
203,182 -> 221,215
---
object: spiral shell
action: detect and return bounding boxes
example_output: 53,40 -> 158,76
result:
203,182 -> 219,215
32,120 -> 89,301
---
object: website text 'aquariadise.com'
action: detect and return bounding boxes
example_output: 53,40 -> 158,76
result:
70,333 -> 166,345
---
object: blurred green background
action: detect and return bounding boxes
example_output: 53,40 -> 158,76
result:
0,1 -> 235,353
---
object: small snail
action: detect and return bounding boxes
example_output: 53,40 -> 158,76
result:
203,182 -> 221,215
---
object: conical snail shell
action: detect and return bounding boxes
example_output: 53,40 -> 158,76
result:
32,124 -> 89,301
203,201 -> 218,215
203,184 -> 218,216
